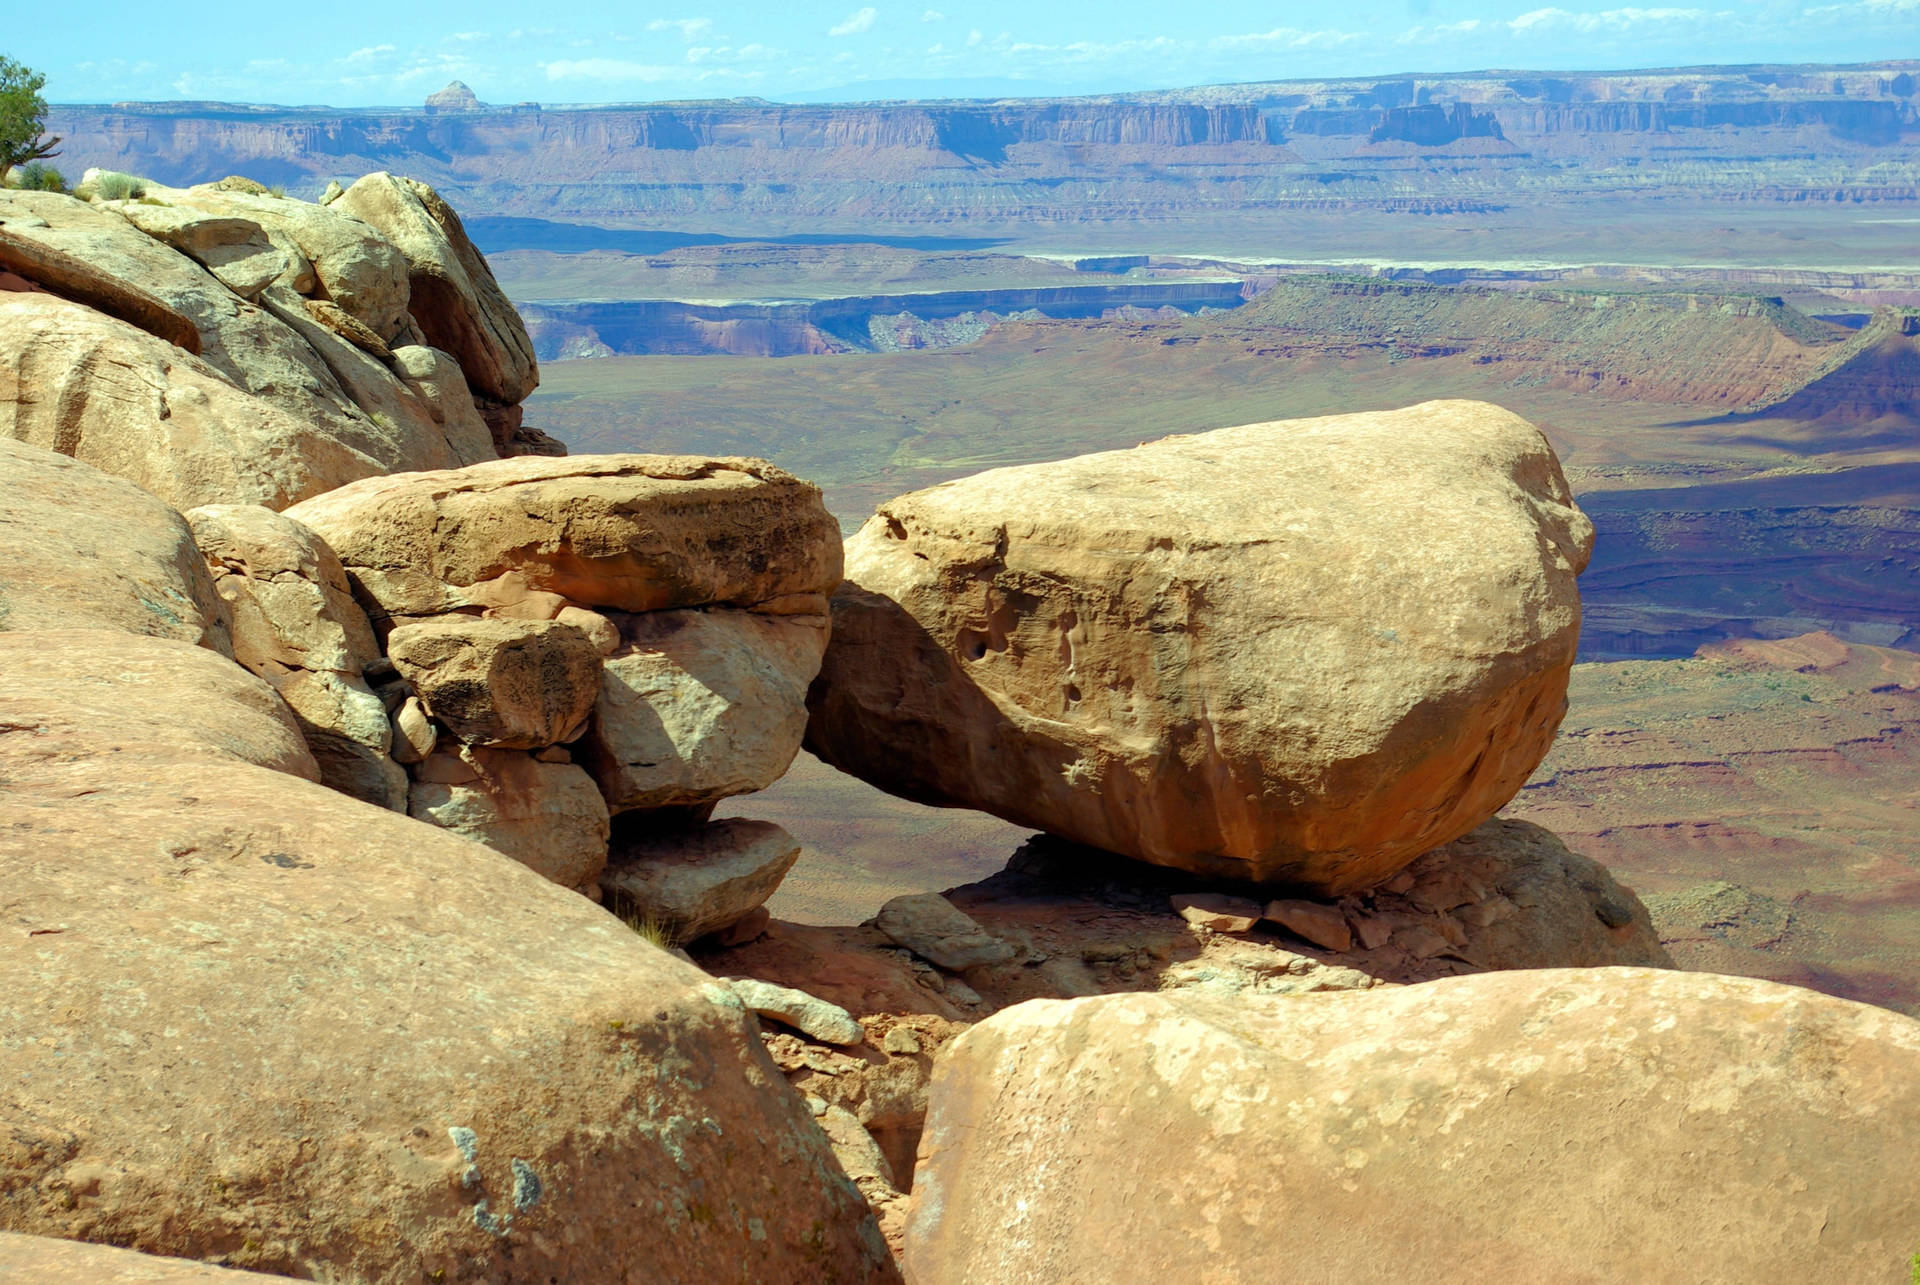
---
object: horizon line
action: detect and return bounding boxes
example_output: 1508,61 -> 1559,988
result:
45,56 -> 1920,114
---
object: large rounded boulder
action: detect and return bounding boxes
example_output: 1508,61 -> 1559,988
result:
806,400 -> 1593,892
907,968 -> 1920,1284
0,634 -> 894,1282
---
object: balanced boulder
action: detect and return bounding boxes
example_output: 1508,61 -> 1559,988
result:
807,400 -> 1593,893
907,968 -> 1920,1284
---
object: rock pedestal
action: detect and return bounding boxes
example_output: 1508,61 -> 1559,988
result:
288,453 -> 841,903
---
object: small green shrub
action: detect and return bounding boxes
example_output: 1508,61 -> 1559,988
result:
267,184 -> 286,198
10,161 -> 64,191
90,170 -> 146,200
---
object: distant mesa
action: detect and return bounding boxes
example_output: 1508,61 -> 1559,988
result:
425,81 -> 482,113
1369,102 -> 1505,146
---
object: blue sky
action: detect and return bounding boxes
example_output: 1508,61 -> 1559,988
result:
20,1 -> 1920,106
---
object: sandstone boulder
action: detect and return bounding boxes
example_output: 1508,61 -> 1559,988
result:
392,342 -> 497,461
388,616 -> 603,749
336,171 -> 538,405
113,202 -> 288,301
0,293 -> 385,513
409,747 -> 612,888
807,400 -> 1593,892
186,504 -> 380,673
0,629 -> 318,781
600,818 -> 802,942
186,503 -> 405,809
285,453 -> 843,622
0,437 -> 231,651
0,1235 -> 287,1282
149,180 -> 412,341
583,608 -> 828,813
875,892 -> 1017,971
725,977 -> 866,1046
0,219 -> 201,350
0,677 -> 894,1281
0,189 -> 491,505
908,968 -> 1920,1284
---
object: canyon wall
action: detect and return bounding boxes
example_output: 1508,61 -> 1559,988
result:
47,63 -> 1920,229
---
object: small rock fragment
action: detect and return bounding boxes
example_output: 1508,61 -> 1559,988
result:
709,906 -> 772,948
882,1026 -> 923,1056
726,977 -> 866,1046
556,604 -> 620,656
1394,925 -> 1453,960
1263,899 -> 1355,953
943,977 -> 984,1006
875,892 -> 1017,970
391,696 -> 437,764
1169,893 -> 1262,934
1349,914 -> 1395,951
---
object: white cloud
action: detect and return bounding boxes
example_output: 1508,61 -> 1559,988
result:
1209,26 -> 1363,51
922,8 -> 944,19
647,18 -> 714,40
829,7 -> 878,36
966,28 -> 982,46
1507,6 -> 1719,34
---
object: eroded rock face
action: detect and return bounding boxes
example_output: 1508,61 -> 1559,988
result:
336,172 -> 538,406
807,400 -> 1593,893
114,201 -> 289,301
0,629 -> 318,781
409,747 -> 612,888
187,503 -> 405,809
0,437 -> 231,652
387,616 -> 602,749
0,667 -> 895,1282
0,188 -> 494,508
286,454 -> 843,622
140,179 -> 412,342
0,293 -> 380,512
584,608 -> 827,813
907,969 -> 1920,1284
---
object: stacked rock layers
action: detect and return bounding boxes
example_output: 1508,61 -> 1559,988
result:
285,453 -> 844,926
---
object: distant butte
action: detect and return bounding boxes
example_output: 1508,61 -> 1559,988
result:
424,80 -> 481,112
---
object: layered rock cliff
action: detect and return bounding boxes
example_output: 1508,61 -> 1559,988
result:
44,62 -> 1920,229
